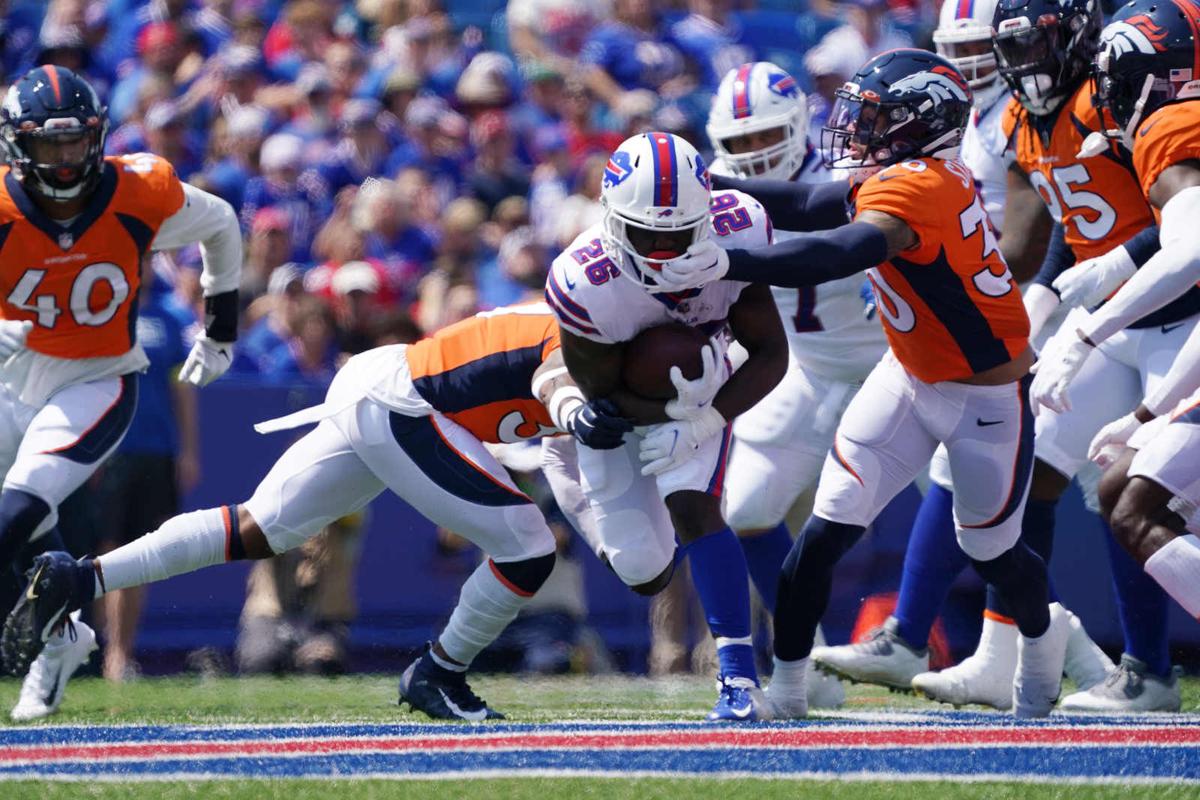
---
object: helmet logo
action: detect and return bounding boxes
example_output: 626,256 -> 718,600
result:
603,150 -> 633,188
1100,15 -> 1170,60
767,72 -> 798,98
694,153 -> 710,190
890,67 -> 970,107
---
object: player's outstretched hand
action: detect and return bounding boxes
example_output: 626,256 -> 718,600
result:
180,334 -> 234,387
639,406 -> 725,476
1088,412 -> 1143,468
655,240 -> 729,292
0,320 -> 33,360
1030,332 -> 1094,415
565,398 -> 633,450
665,344 -> 724,420
1053,246 -> 1135,309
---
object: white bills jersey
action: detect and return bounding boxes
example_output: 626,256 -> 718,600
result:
712,152 -> 886,383
545,189 -> 767,345
960,93 -> 1013,232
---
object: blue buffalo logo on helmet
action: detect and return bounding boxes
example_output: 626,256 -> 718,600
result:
603,150 -> 633,188
767,72 -> 798,99
693,152 -> 710,190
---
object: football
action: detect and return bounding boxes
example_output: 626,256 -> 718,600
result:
620,323 -> 711,399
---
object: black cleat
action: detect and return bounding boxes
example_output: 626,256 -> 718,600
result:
1,552 -> 92,676
398,645 -> 505,722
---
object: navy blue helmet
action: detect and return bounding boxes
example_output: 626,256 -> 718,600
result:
821,48 -> 973,179
992,0 -> 1104,115
1094,0 -> 1200,146
0,65 -> 109,202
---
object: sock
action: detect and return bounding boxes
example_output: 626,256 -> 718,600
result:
1144,534 -> 1200,619
986,498 -> 1059,616
972,541 -> 1049,638
428,648 -> 468,673
768,656 -> 809,703
685,527 -> 755,681
973,610 -> 1019,666
738,522 -> 793,610
437,559 -> 533,667
775,516 -> 866,661
94,507 -> 232,595
1105,526 -> 1171,677
893,483 -> 967,647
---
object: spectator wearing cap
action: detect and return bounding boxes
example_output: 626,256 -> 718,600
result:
232,263 -> 307,376
466,111 -> 530,214
243,207 -> 295,305
811,0 -> 912,85
455,52 -> 517,115
508,61 -> 567,164
378,67 -> 422,124
143,100 -> 205,180
671,0 -> 758,93
507,0 -> 609,76
258,294 -> 339,385
241,132 -> 332,265
579,0 -> 689,120
313,98 -> 392,196
417,197 -> 486,332
388,96 -> 467,209
528,124 -> 574,248
328,260 -> 388,355
803,41 -> 862,144
215,44 -> 265,107
201,103 -> 271,214
109,20 -> 188,124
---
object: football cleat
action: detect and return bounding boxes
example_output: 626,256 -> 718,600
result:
2,552 -> 94,677
398,645 -> 504,722
912,612 -> 1018,710
812,620 -> 928,691
1059,654 -> 1182,714
1013,605 -> 1070,718
11,612 -> 96,722
707,675 -> 772,722
807,661 -> 845,710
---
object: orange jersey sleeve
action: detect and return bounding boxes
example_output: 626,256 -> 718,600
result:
405,302 -> 562,443
0,154 -> 186,359
1010,80 -> 1154,260
855,158 -> 1029,383
1132,101 -> 1200,201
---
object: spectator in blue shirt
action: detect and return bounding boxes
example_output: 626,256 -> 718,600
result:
579,0 -> 689,118
259,294 -> 339,386
241,132 -> 332,265
314,99 -> 392,197
93,257 -> 200,682
670,0 -> 758,93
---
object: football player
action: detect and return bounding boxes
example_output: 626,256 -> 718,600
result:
705,61 -> 885,709
545,131 -> 788,721
659,49 -> 1070,718
0,66 -> 242,721
1032,0 -> 1200,668
2,302 -> 628,721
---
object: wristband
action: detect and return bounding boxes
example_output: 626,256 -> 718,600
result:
548,385 -> 585,431
204,289 -> 239,342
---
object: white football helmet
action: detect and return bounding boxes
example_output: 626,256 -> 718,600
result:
933,0 -> 1005,110
600,132 -> 712,290
707,62 -> 809,180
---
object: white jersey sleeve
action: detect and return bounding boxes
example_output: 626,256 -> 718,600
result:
152,182 -> 243,296
960,96 -> 1014,232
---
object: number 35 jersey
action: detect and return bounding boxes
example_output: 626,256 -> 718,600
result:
545,189 -> 766,346
853,158 -> 1029,384
0,153 -> 184,360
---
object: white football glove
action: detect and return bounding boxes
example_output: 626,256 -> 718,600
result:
638,405 -> 726,476
179,334 -> 234,387
1087,412 -> 1143,468
1022,283 -> 1060,343
1052,245 -> 1136,309
0,320 -> 33,360
665,344 -> 725,421
1030,333 -> 1094,415
654,240 -> 730,293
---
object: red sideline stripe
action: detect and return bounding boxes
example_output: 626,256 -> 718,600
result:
5,727 -> 1200,763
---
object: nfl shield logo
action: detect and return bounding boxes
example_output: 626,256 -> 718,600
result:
58,231 -> 73,250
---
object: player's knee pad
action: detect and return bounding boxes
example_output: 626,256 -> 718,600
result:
491,551 -> 557,596
0,488 -> 52,563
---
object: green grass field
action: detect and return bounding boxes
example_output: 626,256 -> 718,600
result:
1,673 -> 1198,800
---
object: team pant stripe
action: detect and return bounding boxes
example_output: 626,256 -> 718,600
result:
831,437 -> 864,486
39,373 -> 138,465
705,423 -> 735,496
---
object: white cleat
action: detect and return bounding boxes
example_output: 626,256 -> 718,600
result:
811,618 -> 928,691
911,614 -> 1017,711
1013,604 -> 1070,719
1061,604 -> 1114,692
11,613 -> 96,722
1059,654 -> 1182,713
807,661 -> 845,709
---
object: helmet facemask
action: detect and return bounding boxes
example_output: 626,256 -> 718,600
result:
6,116 -> 106,202
711,112 -> 807,180
993,9 -> 1099,116
601,202 -> 710,291
935,34 -> 1005,109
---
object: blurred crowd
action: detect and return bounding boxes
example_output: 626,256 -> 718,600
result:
0,0 -> 937,376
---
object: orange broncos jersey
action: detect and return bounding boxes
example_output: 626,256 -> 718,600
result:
0,153 -> 184,359
1131,100 -> 1200,204
854,157 -> 1029,384
405,303 -> 562,444
1002,79 -> 1152,260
